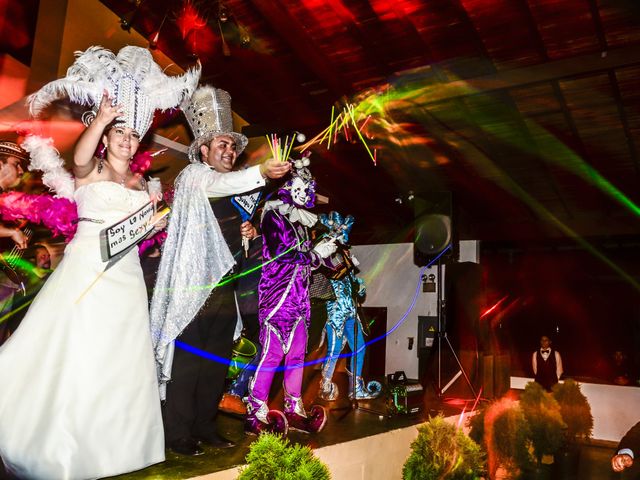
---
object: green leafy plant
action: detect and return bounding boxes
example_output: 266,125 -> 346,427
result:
402,414 -> 484,480
519,382 -> 566,464
552,379 -> 593,443
467,404 -> 486,448
237,433 -> 331,480
482,398 -> 532,479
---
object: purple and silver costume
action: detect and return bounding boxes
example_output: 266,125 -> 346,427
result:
248,204 -> 320,417
246,158 -> 329,434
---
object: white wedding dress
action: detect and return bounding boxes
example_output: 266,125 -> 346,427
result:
0,182 -> 165,479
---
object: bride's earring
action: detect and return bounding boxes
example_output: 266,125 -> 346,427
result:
97,158 -> 104,174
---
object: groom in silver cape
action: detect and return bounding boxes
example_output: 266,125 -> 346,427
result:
150,86 -> 289,456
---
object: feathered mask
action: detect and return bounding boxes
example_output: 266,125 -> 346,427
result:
319,211 -> 355,243
28,45 -> 201,138
277,154 -> 316,208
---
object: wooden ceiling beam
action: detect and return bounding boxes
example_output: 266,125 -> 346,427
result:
587,0 -> 610,52
248,0 -> 352,99
28,0 -> 70,92
608,70 -> 640,184
406,45 -> 640,105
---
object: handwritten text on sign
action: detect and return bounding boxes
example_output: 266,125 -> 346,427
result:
100,201 -> 155,262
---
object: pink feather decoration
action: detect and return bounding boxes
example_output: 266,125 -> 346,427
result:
0,192 -> 78,239
129,151 -> 153,175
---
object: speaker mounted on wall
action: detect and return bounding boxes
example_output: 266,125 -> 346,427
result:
413,192 -> 453,266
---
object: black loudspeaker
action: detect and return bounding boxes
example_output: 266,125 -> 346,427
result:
413,192 -> 453,266
445,262 -> 482,352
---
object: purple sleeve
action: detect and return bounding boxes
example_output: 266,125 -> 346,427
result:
262,210 -> 320,266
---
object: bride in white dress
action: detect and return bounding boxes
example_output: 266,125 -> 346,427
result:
0,94 -> 165,479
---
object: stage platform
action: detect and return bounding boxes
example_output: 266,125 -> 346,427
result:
109,395 -> 467,480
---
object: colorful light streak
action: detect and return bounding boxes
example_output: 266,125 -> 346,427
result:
0,299 -> 32,327
303,70 -> 640,290
479,295 -> 508,319
0,259 -> 38,327
176,245 -> 452,373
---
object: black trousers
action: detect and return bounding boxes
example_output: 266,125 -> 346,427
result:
163,282 -> 237,443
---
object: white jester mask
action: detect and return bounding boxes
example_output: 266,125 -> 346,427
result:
290,176 -> 311,207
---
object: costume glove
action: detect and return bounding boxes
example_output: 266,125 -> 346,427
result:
313,238 -> 338,258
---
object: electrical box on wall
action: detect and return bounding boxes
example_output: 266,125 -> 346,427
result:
418,316 -> 438,349
419,264 -> 442,317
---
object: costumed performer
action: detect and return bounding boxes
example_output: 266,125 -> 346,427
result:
245,154 -> 337,435
317,211 -> 382,401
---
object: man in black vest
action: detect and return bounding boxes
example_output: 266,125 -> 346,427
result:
531,335 -> 563,391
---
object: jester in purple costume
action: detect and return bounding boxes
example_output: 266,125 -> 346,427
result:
246,155 -> 336,435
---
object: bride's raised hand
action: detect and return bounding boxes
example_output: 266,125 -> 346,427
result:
94,90 -> 124,128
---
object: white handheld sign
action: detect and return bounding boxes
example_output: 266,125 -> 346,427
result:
100,201 -> 156,262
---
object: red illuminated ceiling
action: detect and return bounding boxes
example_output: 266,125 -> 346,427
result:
8,0 -> 640,243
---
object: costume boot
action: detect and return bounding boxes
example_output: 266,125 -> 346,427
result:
318,376 -> 339,401
245,398 -> 288,436
349,375 -> 383,400
284,395 -> 327,433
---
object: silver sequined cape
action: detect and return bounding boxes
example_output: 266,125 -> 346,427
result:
149,163 -> 235,397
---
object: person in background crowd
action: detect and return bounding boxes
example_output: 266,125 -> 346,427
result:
0,141 -> 29,344
219,231 -> 263,416
0,244 -> 54,345
611,350 -> 633,386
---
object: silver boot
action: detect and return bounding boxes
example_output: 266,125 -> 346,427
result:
318,377 -> 339,401
350,376 -> 383,400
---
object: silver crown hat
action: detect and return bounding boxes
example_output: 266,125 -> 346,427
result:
27,46 -> 201,138
181,86 -> 249,163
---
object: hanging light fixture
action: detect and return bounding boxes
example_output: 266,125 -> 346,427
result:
120,0 -> 144,32
218,20 -> 231,57
149,13 -> 168,50
218,2 -> 229,23
120,10 -> 137,31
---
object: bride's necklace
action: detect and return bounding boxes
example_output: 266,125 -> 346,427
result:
97,158 -> 131,186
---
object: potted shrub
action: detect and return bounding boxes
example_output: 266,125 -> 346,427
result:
472,397 -> 533,479
237,432 -> 331,480
519,382 -> 566,478
551,379 -> 593,479
403,414 -> 484,480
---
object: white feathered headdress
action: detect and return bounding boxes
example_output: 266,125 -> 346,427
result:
28,45 -> 201,138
